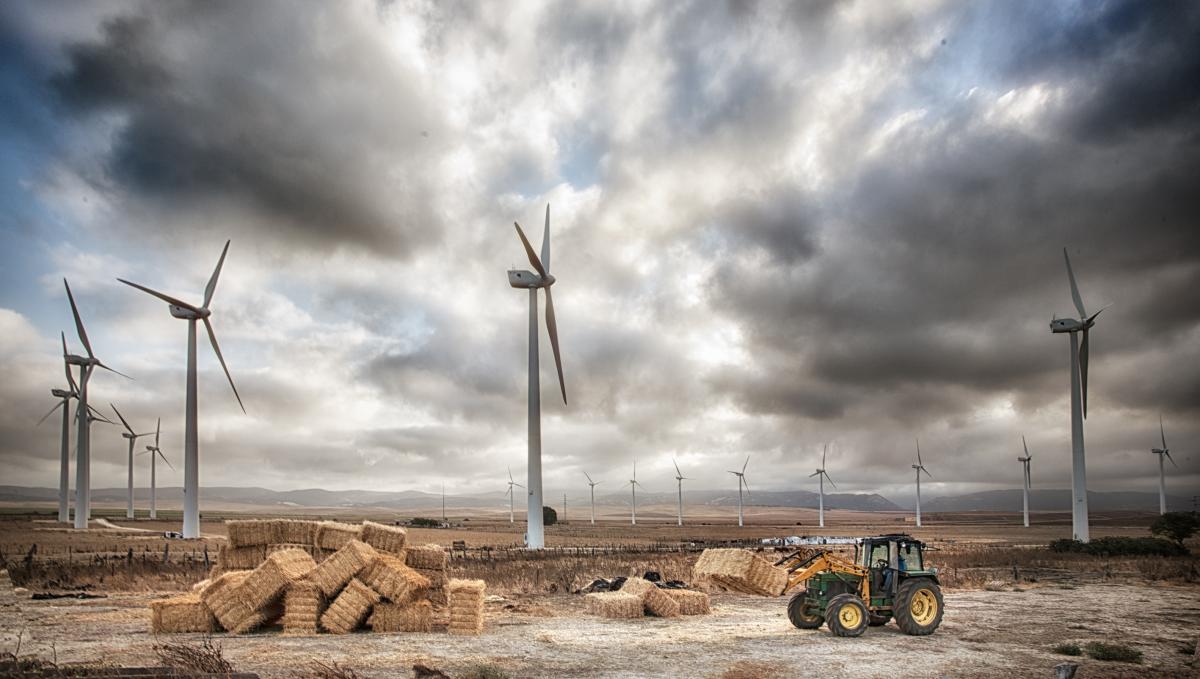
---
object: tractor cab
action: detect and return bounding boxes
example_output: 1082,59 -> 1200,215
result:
855,534 -> 934,602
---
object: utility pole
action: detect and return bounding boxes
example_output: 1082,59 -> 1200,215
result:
441,483 -> 446,523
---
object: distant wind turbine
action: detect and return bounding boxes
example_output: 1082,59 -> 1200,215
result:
36,333 -> 80,523
912,439 -> 932,527
118,240 -> 245,539
1018,436 -> 1033,528
505,467 -> 525,524
673,458 -> 689,527
584,471 -> 600,525
507,205 -> 568,550
111,403 -> 154,519
1151,417 -> 1177,515
729,456 -> 750,528
629,460 -> 642,525
809,444 -> 836,528
139,418 -> 172,518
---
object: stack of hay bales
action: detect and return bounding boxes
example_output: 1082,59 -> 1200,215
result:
281,580 -> 323,634
315,521 -> 362,556
405,544 -> 449,606
619,577 -> 680,618
307,540 -> 377,598
446,579 -> 486,635
583,579 -> 710,621
369,600 -> 433,633
692,548 -> 787,596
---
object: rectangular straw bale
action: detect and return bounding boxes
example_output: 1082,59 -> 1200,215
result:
618,577 -> 656,597
692,548 -> 786,597
447,579 -> 486,635
426,588 -> 448,606
320,578 -> 380,634
267,542 -> 315,558
281,580 -> 325,635
229,600 -> 283,634
642,586 -> 680,617
315,521 -> 363,551
218,544 -> 267,570
413,566 -> 447,590
360,554 -> 430,604
150,593 -> 217,633
272,519 -> 318,545
663,588 -> 710,615
585,592 -> 643,619
199,570 -> 255,631
226,520 -> 273,547
368,600 -> 433,633
306,539 -> 378,598
238,547 -> 318,611
404,544 -> 447,570
361,521 -> 407,555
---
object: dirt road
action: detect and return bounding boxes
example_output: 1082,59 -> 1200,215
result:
4,582 -> 1198,678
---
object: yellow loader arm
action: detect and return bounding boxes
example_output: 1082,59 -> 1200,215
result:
777,550 -> 868,595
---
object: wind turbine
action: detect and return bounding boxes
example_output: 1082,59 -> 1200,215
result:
629,460 -> 642,525
729,456 -> 750,528
36,333 -> 79,523
118,240 -> 245,539
809,444 -> 836,528
912,439 -> 932,527
139,418 -> 172,519
504,467 -> 525,524
1018,436 -> 1033,528
63,279 -> 127,530
1151,417 -> 1177,515
507,205 -> 567,549
583,471 -> 600,525
111,403 -> 153,519
1050,248 -> 1105,542
672,459 -> 689,527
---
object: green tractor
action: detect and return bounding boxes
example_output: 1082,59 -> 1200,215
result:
777,534 -> 944,637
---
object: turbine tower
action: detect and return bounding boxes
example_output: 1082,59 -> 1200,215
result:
629,460 -> 641,525
583,471 -> 600,525
139,418 -> 172,518
504,467 -> 525,524
912,439 -> 932,527
507,206 -> 567,550
1018,436 -> 1033,528
1050,248 -> 1104,542
729,456 -> 750,528
672,458 -> 688,527
118,240 -> 245,539
36,333 -> 80,523
111,403 -> 153,519
809,444 -> 836,528
1151,417 -> 1177,515
64,279 -> 127,530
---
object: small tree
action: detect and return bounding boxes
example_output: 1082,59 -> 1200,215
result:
542,505 -> 558,526
1150,512 -> 1200,546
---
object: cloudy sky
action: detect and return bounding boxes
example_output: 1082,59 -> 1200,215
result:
1,0 -> 1197,506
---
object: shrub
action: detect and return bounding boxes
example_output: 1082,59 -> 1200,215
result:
1083,642 -> 1142,663
1150,512 -> 1200,546
1052,643 -> 1082,656
543,506 -> 557,526
410,517 -> 441,527
154,637 -> 234,674
1048,537 -> 1186,557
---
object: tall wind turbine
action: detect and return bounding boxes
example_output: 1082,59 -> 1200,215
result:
912,439 -> 932,527
629,460 -> 641,525
1050,248 -> 1105,542
809,444 -> 836,528
1151,417 -> 1177,515
111,404 -> 153,519
139,418 -> 172,519
672,459 -> 689,527
118,240 -> 245,539
36,333 -> 80,523
583,471 -> 600,525
1018,436 -> 1033,528
507,205 -> 567,549
729,456 -> 750,528
64,279 -> 127,530
505,467 -> 525,524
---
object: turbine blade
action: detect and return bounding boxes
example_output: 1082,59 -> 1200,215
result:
922,467 -> 933,479
110,403 -> 134,434
88,405 -> 115,425
96,361 -> 133,380
508,466 -> 514,483
63,279 -> 93,358
824,472 -> 837,490
742,477 -> 750,496
1160,415 -> 1167,450
504,486 -> 511,498
822,443 -> 827,468
673,458 -> 681,478
158,450 -> 174,471
742,456 -> 749,473
916,438 -> 922,466
1063,248 -> 1087,319
543,285 -> 567,405
808,471 -> 820,477
203,240 -> 230,309
155,417 -> 160,446
1165,450 -> 1178,468
584,471 -> 594,484
540,204 -> 550,273
1022,434 -> 1029,459
117,279 -> 200,313
37,400 -> 64,426
1079,328 -> 1089,419
61,332 -> 79,392
513,222 -> 547,277
203,318 -> 246,413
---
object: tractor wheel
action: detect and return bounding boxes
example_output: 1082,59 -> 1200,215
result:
868,613 -> 891,626
895,579 -> 944,636
825,593 -> 869,637
787,593 -> 823,629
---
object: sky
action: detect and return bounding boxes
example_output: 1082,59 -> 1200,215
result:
1,0 -> 1198,506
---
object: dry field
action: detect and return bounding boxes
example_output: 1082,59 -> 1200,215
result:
1,508 -> 1198,678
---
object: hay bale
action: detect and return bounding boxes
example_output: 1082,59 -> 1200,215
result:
238,547 -> 317,611
218,544 -> 267,570
199,570 -> 255,631
320,578 -> 380,634
663,589 -> 710,615
619,576 -> 656,597
692,548 -> 787,597
361,521 -> 407,555
413,566 -> 447,590
315,521 -> 363,551
306,539 -> 378,598
150,593 -> 217,633
368,600 -> 433,633
426,588 -> 448,607
230,600 -> 284,634
619,577 -> 680,617
281,580 -> 325,635
361,554 -> 430,604
267,542 -> 316,558
446,579 -> 486,636
226,519 -> 274,547
585,592 -> 643,619
271,519 -> 318,545
404,544 -> 447,570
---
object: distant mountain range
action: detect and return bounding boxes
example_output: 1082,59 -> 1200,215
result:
0,485 -> 1184,513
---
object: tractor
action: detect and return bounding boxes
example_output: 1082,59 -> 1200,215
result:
777,534 -> 944,637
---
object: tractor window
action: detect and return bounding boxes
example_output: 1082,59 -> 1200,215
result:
869,543 -> 889,567
899,543 -> 922,571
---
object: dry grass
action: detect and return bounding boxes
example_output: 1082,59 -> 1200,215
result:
309,659 -> 368,679
153,636 -> 234,674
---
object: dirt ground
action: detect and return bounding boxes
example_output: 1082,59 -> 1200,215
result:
3,583 -> 1198,678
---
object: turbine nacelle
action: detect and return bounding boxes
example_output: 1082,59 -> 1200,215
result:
51,388 -> 74,398
1049,317 -> 1088,333
169,304 -> 211,320
507,270 -> 554,289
